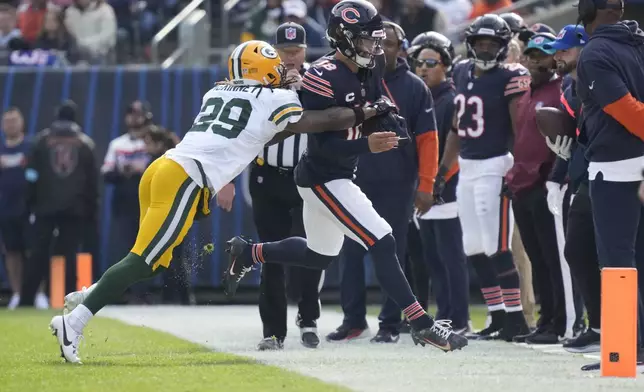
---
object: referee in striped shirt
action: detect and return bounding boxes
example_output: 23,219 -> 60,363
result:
252,22 -> 324,351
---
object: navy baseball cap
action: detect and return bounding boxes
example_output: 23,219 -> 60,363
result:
524,33 -> 557,55
543,25 -> 588,51
275,22 -> 307,48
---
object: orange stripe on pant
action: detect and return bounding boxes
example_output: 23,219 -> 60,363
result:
313,185 -> 376,247
498,194 -> 510,252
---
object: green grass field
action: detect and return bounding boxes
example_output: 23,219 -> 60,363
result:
0,310 -> 348,392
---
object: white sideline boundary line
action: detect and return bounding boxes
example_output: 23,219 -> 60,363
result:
99,306 -> 643,392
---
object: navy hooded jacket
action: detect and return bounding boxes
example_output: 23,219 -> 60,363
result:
577,21 -> 644,162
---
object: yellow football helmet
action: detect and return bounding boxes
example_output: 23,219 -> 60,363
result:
228,40 -> 287,87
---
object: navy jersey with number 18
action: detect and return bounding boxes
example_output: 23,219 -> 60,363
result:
294,54 -> 385,187
452,61 -> 531,159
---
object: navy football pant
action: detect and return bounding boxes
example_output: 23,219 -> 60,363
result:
406,222 -> 429,310
418,217 -> 470,329
340,180 -> 415,331
563,183 -> 601,330
590,174 -> 644,349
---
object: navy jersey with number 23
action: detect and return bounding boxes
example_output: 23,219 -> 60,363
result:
294,54 -> 385,187
452,60 -> 530,159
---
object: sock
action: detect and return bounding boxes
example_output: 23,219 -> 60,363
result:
492,251 -> 523,312
82,253 -> 154,314
469,253 -> 505,312
253,238 -> 335,269
370,234 -> 433,330
67,304 -> 93,333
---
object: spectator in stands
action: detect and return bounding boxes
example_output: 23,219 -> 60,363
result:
241,0 -> 283,43
425,0 -> 471,28
101,100 -> 150,303
307,0 -> 336,28
20,101 -> 98,306
17,0 -> 57,44
0,107 -> 48,309
34,9 -> 79,63
281,0 -> 325,47
399,0 -> 447,40
0,4 -> 22,49
64,0 -> 116,64
469,0 -> 512,19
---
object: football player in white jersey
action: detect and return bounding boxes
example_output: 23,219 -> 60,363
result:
50,40 -> 397,364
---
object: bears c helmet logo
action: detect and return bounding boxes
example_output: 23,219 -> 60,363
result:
228,40 -> 286,87
341,8 -> 361,24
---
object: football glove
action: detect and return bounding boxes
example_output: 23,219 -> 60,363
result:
367,97 -> 398,117
378,112 -> 411,145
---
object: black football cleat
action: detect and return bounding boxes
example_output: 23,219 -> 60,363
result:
498,312 -> 531,342
466,310 -> 505,340
370,329 -> 400,344
411,320 -> 468,352
223,236 -> 255,297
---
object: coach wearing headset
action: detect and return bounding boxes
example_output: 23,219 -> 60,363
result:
328,22 -> 440,343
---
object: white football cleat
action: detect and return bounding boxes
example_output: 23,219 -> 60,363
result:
50,315 -> 83,363
34,292 -> 50,309
64,287 -> 88,314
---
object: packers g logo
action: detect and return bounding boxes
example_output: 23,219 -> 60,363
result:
341,8 -> 361,24
260,46 -> 278,59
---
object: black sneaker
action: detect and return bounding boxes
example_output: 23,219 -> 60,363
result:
411,320 -> 468,352
298,318 -> 320,349
525,329 -> 564,345
466,310 -> 505,340
223,236 -> 255,297
563,329 -> 600,353
326,323 -> 369,342
257,336 -> 284,351
370,329 -> 400,343
498,312 -> 531,342
513,325 -> 544,343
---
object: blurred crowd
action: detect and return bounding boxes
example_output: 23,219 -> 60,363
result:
0,0 -> 565,66
0,99 -> 193,309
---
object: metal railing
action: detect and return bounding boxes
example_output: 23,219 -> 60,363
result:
150,0 -> 211,64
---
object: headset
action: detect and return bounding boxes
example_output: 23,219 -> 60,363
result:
577,0 -> 623,27
383,21 -> 409,51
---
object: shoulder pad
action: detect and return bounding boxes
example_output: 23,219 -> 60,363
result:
501,62 -> 529,76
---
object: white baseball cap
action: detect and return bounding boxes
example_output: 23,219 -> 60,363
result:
282,0 -> 307,19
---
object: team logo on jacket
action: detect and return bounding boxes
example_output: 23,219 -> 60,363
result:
285,27 -> 297,40
341,8 -> 361,24
49,142 -> 78,178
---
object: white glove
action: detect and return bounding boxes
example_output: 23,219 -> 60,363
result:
546,181 -> 567,216
545,135 -> 573,161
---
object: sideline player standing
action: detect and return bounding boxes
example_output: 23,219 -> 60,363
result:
51,40 -> 390,363
434,14 -> 531,341
409,31 -> 470,335
225,0 -> 468,352
251,22 -> 325,350
575,0 -> 644,368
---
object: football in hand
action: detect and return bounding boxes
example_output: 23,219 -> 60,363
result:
535,107 -> 577,143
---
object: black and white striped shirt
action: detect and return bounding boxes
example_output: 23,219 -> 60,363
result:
257,63 -> 310,169
258,133 -> 307,168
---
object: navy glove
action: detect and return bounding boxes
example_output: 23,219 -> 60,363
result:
367,97 -> 398,117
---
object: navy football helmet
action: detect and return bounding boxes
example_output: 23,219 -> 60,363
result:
407,31 -> 455,71
499,12 -> 527,37
326,0 -> 385,69
465,14 -> 512,71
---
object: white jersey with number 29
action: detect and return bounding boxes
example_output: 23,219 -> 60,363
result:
165,84 -> 303,194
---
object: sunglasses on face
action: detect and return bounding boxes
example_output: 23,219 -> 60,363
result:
416,59 -> 441,68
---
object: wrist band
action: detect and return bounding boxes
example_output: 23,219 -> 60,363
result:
352,107 -> 365,127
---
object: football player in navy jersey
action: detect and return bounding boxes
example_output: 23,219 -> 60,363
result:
225,0 -> 467,352
434,14 -> 532,341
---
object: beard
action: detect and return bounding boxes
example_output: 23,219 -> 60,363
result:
556,60 -> 576,76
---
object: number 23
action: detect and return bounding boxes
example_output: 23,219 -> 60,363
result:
454,94 -> 484,138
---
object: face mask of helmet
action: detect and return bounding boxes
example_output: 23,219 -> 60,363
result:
354,35 -> 384,67
466,34 -> 505,71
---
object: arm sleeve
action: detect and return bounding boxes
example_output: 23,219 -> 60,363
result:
548,155 -> 569,184
414,85 -> 439,192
